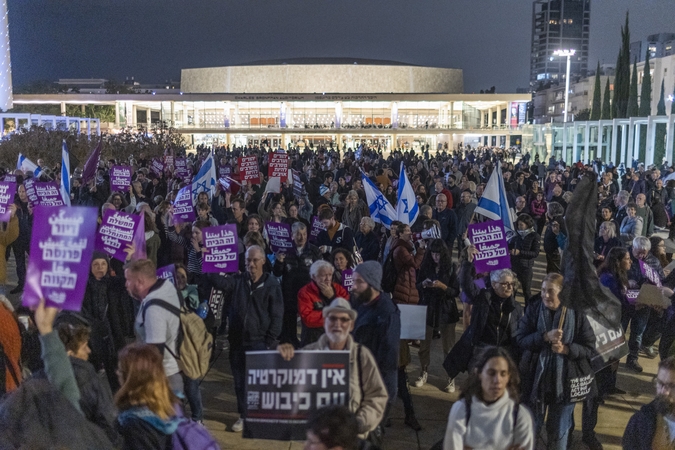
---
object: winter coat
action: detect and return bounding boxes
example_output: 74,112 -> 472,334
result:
433,208 -> 459,249
622,400 -> 661,450
391,238 -> 425,305
355,231 -> 380,262
272,243 -> 323,307
297,281 -> 349,345
508,229 -> 540,271
117,406 -> 179,450
515,297 -> 596,407
206,271 -> 283,349
12,199 -> 32,250
0,216 -> 18,284
416,262 -> 460,327
145,231 -> 160,267
353,292 -> 401,377
341,200 -> 370,230
305,334 -> 388,437
317,222 -> 355,256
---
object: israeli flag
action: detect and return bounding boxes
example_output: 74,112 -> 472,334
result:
17,153 -> 41,177
475,160 -> 515,235
396,163 -> 418,225
361,171 -> 397,229
60,141 -> 71,206
355,144 -> 363,160
191,151 -> 217,200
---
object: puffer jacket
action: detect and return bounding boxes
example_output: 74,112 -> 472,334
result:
206,271 -> 283,349
304,334 -> 388,437
508,228 -> 540,270
391,238 -> 425,304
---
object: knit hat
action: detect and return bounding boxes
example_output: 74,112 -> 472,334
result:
319,185 -> 329,196
354,261 -> 382,292
92,250 -> 110,263
322,297 -> 357,321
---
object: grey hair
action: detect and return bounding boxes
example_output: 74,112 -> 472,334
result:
360,216 -> 375,229
600,221 -> 617,239
632,236 -> 651,252
490,269 -> 515,283
617,190 -> 630,201
246,245 -> 265,258
291,221 -> 307,234
310,260 -> 334,278
347,189 -> 359,199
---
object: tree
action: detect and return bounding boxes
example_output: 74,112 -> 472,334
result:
601,77 -> 612,120
612,12 -> 631,119
638,49 -> 653,161
590,62 -> 602,120
655,78 -> 667,163
627,58 -> 639,117
575,109 -> 591,121
104,79 -> 135,95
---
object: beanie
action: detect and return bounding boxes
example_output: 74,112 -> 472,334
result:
354,260 -> 382,292
319,185 -> 329,196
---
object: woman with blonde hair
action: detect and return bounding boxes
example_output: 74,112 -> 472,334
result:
115,343 -> 180,449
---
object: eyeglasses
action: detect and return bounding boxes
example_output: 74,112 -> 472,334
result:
655,378 -> 675,392
498,282 -> 517,288
327,315 -> 351,324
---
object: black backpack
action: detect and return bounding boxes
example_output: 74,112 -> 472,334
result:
381,251 -> 398,294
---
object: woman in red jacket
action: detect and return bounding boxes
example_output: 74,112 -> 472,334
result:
391,223 -> 426,305
297,260 -> 349,346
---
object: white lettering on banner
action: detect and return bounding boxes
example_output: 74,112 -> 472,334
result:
107,213 -> 135,229
248,368 -> 340,387
204,248 -> 237,263
316,392 -> 348,407
204,229 -> 236,247
112,167 -> 131,177
99,225 -> 134,241
49,210 -> 84,237
40,238 -> 87,262
41,262 -> 77,290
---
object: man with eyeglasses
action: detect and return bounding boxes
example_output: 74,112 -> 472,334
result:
205,245 -> 283,433
624,357 -> 675,449
277,298 -> 388,439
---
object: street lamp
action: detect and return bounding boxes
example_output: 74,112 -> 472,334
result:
553,49 -> 576,123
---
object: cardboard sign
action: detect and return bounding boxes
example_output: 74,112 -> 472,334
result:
172,185 -> 195,223
265,222 -> 294,254
23,206 -> 98,310
239,156 -> 261,184
399,304 -> 427,340
97,209 -> 147,262
110,165 -> 132,193
468,220 -> 511,273
268,152 -> 289,181
202,224 -> 239,273
0,182 -> 15,222
309,216 -> 325,243
636,283 -> 670,308
157,264 -> 177,285
244,350 -> 350,441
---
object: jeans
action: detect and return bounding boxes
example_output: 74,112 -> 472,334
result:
418,324 -> 456,370
628,306 -> 651,361
167,372 -> 185,398
535,402 -> 576,450
514,266 -> 534,304
581,366 -> 615,438
230,341 -> 267,415
182,374 -> 203,421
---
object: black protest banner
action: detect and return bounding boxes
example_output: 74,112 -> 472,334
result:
244,350 -> 350,441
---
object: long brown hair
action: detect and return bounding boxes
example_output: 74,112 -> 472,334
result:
114,344 -> 177,419
460,346 -> 520,404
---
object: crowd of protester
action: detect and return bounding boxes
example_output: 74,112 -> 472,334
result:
1,141 -> 675,449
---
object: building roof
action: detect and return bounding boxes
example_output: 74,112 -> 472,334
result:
238,57 -> 426,67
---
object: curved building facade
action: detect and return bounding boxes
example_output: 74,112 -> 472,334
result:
181,59 -> 463,94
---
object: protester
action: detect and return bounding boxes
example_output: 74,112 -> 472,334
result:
508,214 -> 540,306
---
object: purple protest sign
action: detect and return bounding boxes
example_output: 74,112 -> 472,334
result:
35,181 -> 65,206
97,209 -> 147,262
3,174 -> 16,182
342,269 -> 355,290
23,206 -> 98,310
157,264 -> 177,285
265,221 -> 294,253
173,185 -> 195,223
218,165 -> 232,179
292,169 -> 305,197
24,178 -> 38,207
309,216 -> 325,243
150,158 -> 164,177
110,165 -> 132,193
468,220 -> 511,273
174,158 -> 190,178
639,260 -> 662,287
202,224 -> 239,273
0,182 -> 16,222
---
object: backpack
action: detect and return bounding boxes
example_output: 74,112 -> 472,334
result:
142,298 -> 213,380
380,250 -> 398,294
171,415 -> 220,450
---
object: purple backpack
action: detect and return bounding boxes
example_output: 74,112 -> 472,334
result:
171,407 -> 220,450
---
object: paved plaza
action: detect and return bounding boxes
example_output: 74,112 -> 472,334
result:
4,247 -> 654,450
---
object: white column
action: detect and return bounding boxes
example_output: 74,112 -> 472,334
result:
170,101 -> 175,127
583,123 -> 590,163
115,102 -> 120,128
646,115 -> 656,165
449,102 -> 454,128
621,124 -> 628,165
60,102 -> 66,116
627,118 -> 636,164
634,121 -> 642,161
496,107 -> 502,128
572,122 -> 579,162
562,123 -> 568,162
666,115 -> 675,165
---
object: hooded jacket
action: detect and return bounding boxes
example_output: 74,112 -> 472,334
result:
391,238 -> 425,305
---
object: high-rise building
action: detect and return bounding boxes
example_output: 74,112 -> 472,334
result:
629,33 -> 675,63
0,0 -> 11,111
530,0 -> 591,91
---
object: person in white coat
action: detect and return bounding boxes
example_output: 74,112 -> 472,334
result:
443,346 -> 533,450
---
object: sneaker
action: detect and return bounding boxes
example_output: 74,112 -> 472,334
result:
444,378 -> 456,393
195,419 -> 205,427
404,414 -> 422,431
582,434 -> 604,450
641,346 -> 657,359
626,359 -> 643,373
413,371 -> 428,387
231,417 -> 244,432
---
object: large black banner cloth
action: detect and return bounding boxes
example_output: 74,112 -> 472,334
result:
244,350 -> 350,441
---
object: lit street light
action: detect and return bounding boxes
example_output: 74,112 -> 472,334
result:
553,49 -> 576,123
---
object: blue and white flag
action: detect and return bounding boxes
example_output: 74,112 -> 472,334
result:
355,144 -> 363,160
17,153 -> 41,177
361,171 -> 397,229
60,141 -> 71,206
396,164 -> 419,225
191,151 -> 217,200
475,160 -> 515,235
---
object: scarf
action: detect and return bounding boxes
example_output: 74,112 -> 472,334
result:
532,304 -> 575,408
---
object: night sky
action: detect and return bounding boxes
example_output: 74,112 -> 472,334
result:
7,0 -> 674,93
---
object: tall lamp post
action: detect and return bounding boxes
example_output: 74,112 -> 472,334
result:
553,49 -> 576,123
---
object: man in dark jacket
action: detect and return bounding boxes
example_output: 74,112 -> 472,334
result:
205,245 -> 283,432
273,222 -> 322,346
432,194 -> 458,251
455,190 -> 476,254
316,208 -> 355,258
623,357 -> 675,449
354,216 -> 380,262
